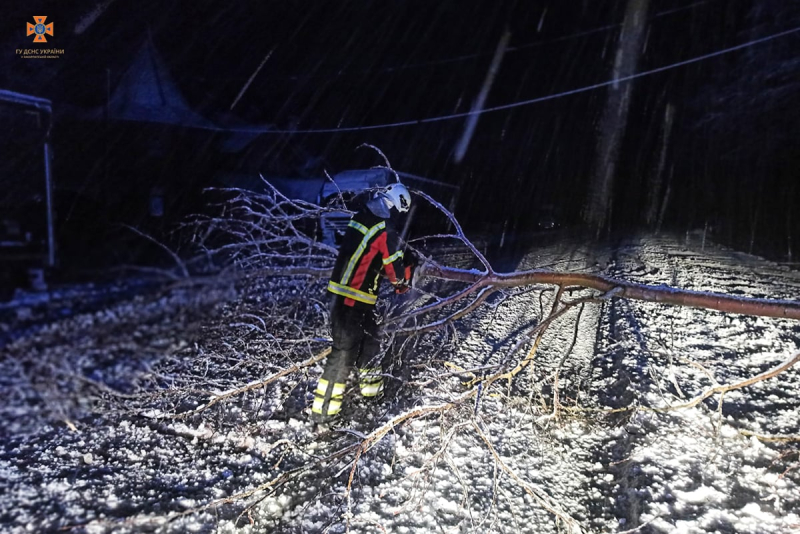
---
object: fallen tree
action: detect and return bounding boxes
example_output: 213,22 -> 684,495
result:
127,148 -> 798,533
23,147 -> 795,533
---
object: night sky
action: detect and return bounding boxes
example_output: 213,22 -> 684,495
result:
1,0 -> 798,268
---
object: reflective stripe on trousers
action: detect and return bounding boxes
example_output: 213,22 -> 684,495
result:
312,378 -> 346,416
358,367 -> 384,397
313,297 -> 384,420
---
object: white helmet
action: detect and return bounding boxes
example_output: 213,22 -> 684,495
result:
382,183 -> 411,213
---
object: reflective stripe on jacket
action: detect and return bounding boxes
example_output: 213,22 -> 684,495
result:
327,208 -> 406,307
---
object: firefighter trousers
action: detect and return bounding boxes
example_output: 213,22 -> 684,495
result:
312,298 -> 385,420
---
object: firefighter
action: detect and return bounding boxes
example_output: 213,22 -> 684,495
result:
312,182 -> 416,422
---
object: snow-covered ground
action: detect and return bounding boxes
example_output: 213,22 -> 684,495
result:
1,234 -> 798,533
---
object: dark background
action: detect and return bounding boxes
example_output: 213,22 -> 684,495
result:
1,0 -> 797,273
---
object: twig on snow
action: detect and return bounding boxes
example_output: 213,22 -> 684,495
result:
143,347 -> 331,420
655,350 -> 800,412
472,421 -> 585,533
738,430 -> 800,443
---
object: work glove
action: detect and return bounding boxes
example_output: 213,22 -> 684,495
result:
394,249 -> 419,294
394,282 -> 410,295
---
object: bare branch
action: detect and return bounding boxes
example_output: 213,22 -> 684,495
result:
412,190 -> 493,273
656,350 -> 800,412
473,422 -> 585,533
419,263 -> 800,321
143,347 -> 331,420
123,224 -> 189,278
739,431 -> 800,443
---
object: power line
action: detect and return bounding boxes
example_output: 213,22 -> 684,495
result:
236,24 -> 800,134
192,0 -> 717,81
320,0 -> 717,76
510,0 -> 715,54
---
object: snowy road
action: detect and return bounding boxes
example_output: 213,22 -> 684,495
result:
1,235 -> 799,533
586,237 -> 800,533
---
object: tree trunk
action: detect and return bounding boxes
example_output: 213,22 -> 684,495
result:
646,103 -> 674,227
654,165 -> 672,235
584,0 -> 651,234
454,29 -> 511,163
788,182 -> 795,262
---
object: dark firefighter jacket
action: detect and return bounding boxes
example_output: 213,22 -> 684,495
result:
327,205 -> 410,308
